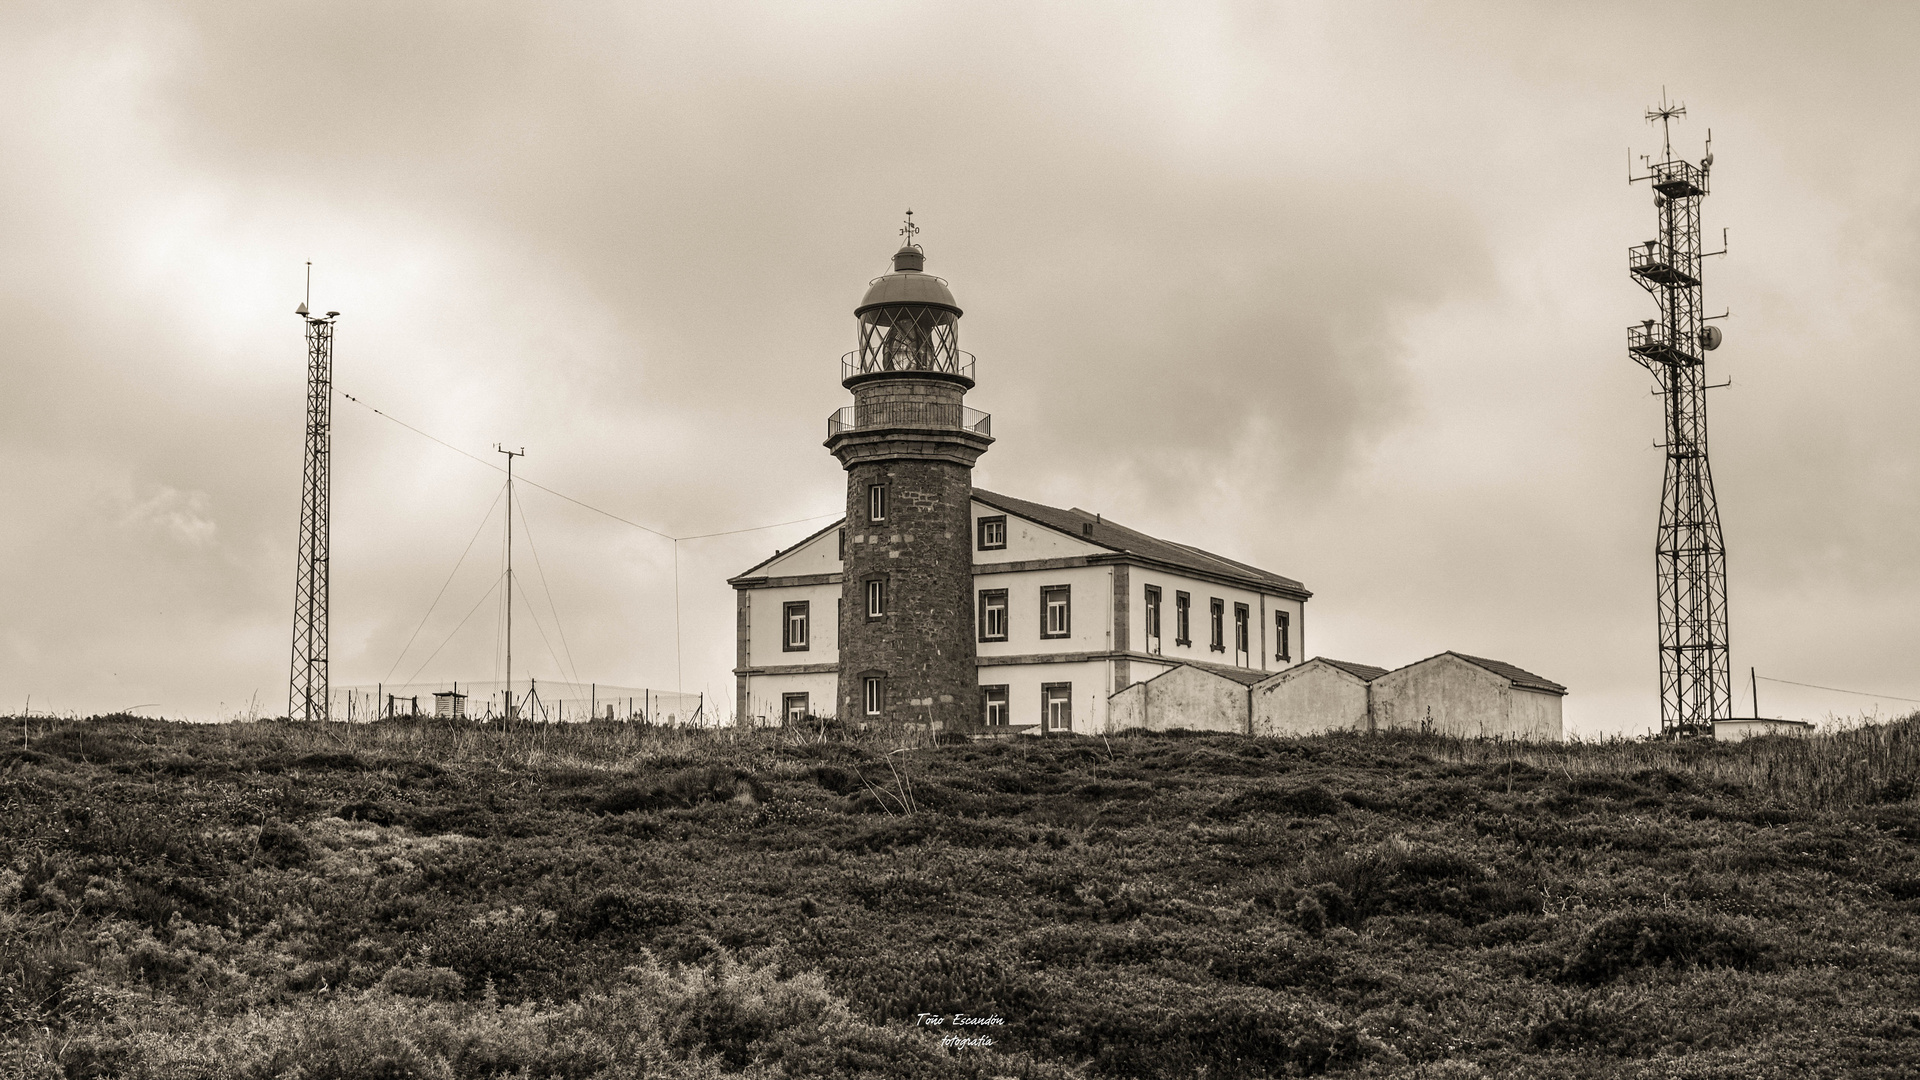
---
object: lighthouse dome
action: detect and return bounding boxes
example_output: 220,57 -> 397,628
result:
856,247 -> 961,316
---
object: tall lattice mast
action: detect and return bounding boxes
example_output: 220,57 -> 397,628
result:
289,267 -> 339,722
1627,96 -> 1730,736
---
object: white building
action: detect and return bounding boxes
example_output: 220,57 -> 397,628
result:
1252,657 -> 1388,737
731,487 -> 1311,732
1367,652 -> 1565,741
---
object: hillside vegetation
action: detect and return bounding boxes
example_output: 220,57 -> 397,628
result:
1,714 -> 1917,1079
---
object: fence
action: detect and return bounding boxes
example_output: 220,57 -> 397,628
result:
328,680 -> 707,726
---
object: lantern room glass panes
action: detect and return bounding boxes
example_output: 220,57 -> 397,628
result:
856,305 -> 960,375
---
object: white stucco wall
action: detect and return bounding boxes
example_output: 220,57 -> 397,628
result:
978,659 -> 1109,733
1713,718 -> 1813,741
1370,654 -> 1507,738
751,524 -> 844,577
744,582 -> 840,668
1370,654 -> 1562,741
739,672 -> 839,724
1253,662 -> 1370,737
1127,569 -> 1301,677
970,502 -> 1106,564
1508,687 -> 1564,742
974,565 -> 1114,659
1108,665 -> 1249,735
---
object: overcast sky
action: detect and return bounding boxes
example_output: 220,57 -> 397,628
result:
3,1 -> 1916,735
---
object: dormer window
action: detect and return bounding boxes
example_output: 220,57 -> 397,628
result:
977,515 -> 1007,550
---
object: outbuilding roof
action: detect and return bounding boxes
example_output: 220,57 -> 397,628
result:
1314,658 -> 1389,682
1153,657 -> 1275,687
971,488 -> 1308,598
1447,653 -> 1567,695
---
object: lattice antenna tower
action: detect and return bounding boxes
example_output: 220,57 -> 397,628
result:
289,263 -> 341,722
1627,94 -> 1731,737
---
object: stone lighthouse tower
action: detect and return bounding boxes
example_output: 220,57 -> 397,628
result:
826,215 -> 992,729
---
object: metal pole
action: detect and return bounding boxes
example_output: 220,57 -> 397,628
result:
496,445 -> 524,718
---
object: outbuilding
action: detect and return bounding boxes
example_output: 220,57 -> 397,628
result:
432,688 -> 468,721
1713,717 -> 1814,740
1367,652 -> 1564,741
1107,662 -> 1266,734
1252,657 -> 1388,737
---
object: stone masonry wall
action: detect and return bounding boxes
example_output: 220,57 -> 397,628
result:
837,454 -> 978,729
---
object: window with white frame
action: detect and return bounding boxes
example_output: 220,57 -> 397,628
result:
1276,610 -> 1291,661
1175,591 -> 1191,646
863,675 -> 884,716
1144,585 -> 1162,655
1209,598 -> 1225,652
983,684 -> 1009,726
783,600 -> 809,651
977,515 -> 1007,550
978,588 -> 1008,642
867,483 -> 887,523
1042,682 -> 1072,732
782,692 -> 810,725
1234,603 -> 1249,663
1041,584 -> 1071,639
865,577 -> 886,619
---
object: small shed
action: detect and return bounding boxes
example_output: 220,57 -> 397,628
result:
1368,652 -> 1564,741
432,689 -> 468,721
1252,657 -> 1388,737
1107,662 -> 1265,735
1713,718 -> 1814,741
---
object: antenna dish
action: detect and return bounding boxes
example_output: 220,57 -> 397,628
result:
1702,151 -> 1713,168
295,302 -> 309,316
1699,325 -> 1723,351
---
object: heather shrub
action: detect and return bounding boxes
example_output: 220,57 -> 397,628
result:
1561,909 -> 1769,983
6,712 -> 1917,1079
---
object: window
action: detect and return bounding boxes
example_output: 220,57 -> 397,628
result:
1040,584 -> 1071,639
1234,603 -> 1250,663
865,577 -> 886,619
1043,682 -> 1073,732
977,515 -> 1007,550
1143,585 -> 1162,655
1209,598 -> 1225,652
782,601 -> 809,651
837,527 -> 845,561
867,483 -> 887,523
782,693 -> 810,725
863,674 -> 885,716
1175,591 -> 1191,646
1276,611 -> 1291,662
983,685 -> 1009,726
978,588 -> 1008,642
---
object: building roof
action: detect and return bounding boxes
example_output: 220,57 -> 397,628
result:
1142,657 -> 1272,687
971,488 -> 1309,598
1447,652 -> 1567,695
728,488 -> 1309,599
1314,657 -> 1389,682
857,248 -> 961,314
727,516 -> 846,583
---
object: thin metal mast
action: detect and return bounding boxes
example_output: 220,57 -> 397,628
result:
496,444 -> 524,718
1628,94 -> 1731,736
289,265 -> 339,722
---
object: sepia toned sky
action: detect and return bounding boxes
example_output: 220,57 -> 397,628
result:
3,1 -> 1917,735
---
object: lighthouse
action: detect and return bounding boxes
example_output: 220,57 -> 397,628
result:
825,214 -> 993,729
